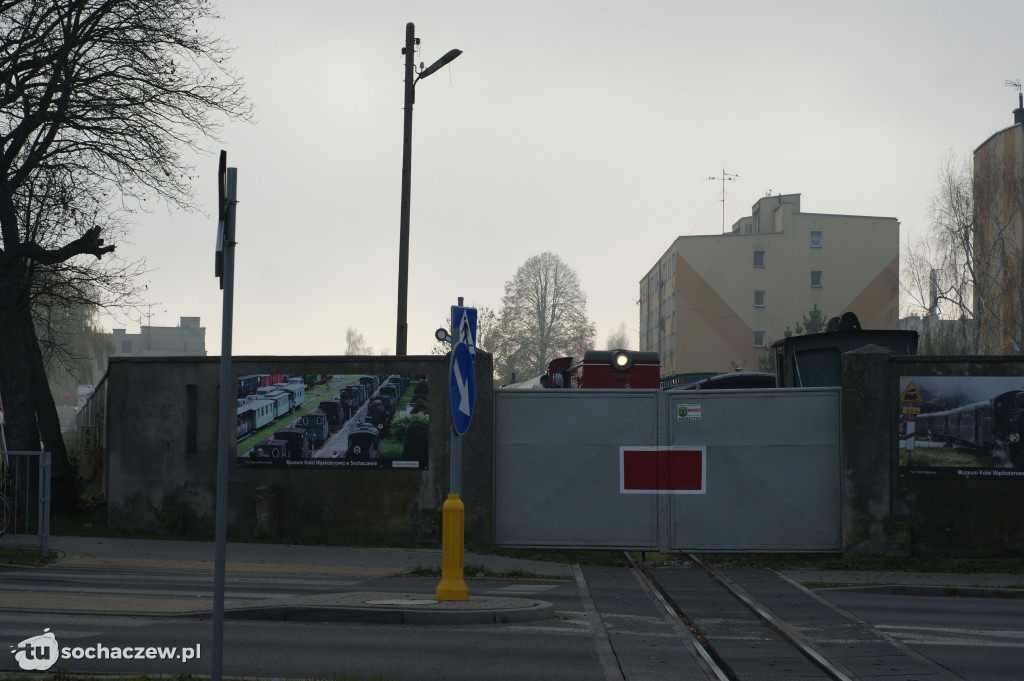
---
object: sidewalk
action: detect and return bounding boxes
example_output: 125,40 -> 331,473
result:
10,537 -> 1022,623
20,536 -> 575,623
48,535 -> 576,578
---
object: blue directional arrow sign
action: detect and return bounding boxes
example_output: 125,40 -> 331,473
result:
449,341 -> 475,435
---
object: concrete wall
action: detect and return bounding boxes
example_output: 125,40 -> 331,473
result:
97,350 -> 1024,555
101,354 -> 494,545
841,348 -> 1024,556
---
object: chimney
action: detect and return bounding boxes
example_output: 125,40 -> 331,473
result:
1015,92 -> 1024,125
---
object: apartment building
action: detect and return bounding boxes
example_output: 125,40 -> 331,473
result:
640,194 -> 899,376
110,316 -> 207,357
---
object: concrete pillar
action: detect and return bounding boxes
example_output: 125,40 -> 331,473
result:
840,345 -> 908,555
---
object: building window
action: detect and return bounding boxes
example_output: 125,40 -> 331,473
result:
754,250 -> 765,268
754,290 -> 765,308
810,231 -> 822,248
753,331 -> 766,348
811,270 -> 823,288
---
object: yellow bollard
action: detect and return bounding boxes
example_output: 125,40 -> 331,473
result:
435,493 -> 469,600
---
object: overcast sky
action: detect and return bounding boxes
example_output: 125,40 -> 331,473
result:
101,0 -> 1024,356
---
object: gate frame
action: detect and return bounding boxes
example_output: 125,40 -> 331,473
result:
0,450 -> 51,556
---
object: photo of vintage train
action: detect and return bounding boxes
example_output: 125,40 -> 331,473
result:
915,389 -> 1024,467
235,373 -> 423,469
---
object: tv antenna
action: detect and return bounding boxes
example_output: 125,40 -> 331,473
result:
707,168 -> 738,233
1007,79 -> 1023,108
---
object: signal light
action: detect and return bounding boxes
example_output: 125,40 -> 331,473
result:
611,350 -> 632,371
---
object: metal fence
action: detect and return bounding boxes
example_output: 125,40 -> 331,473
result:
0,451 -> 51,555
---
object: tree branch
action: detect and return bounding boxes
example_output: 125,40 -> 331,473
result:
9,225 -> 114,264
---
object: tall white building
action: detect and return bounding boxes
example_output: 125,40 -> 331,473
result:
640,194 -> 899,377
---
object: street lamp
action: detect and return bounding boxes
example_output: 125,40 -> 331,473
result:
396,22 -> 462,356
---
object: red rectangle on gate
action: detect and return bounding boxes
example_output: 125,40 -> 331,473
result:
620,447 -> 705,494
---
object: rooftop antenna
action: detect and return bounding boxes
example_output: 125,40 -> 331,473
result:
707,168 -> 738,233
1007,79 -> 1023,124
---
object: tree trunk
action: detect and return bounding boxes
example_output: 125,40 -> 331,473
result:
0,262 -> 75,512
0,267 -> 40,453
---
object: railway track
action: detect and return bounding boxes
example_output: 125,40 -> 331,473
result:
578,552 -> 957,681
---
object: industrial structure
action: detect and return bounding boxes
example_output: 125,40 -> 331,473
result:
973,90 -> 1024,354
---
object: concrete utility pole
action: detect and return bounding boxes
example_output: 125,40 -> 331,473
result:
396,23 -> 461,355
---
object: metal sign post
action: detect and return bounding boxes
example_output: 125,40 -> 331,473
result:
212,151 -> 237,681
436,302 -> 476,601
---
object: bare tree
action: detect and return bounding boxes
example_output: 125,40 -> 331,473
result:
0,0 -> 249,489
605,322 -> 631,351
491,252 -> 596,383
345,328 -> 373,355
903,152 -> 1021,354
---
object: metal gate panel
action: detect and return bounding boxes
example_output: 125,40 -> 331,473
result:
494,390 -> 660,547
666,389 -> 841,551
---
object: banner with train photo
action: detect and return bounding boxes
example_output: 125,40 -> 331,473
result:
898,376 -> 1024,479
234,372 -> 429,470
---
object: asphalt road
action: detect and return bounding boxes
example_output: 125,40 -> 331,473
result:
3,569 -> 611,680
4,542 -> 1024,680
819,589 -> 1024,681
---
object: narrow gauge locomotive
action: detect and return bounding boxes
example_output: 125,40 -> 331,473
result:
366,397 -> 394,435
916,390 -> 1024,465
318,399 -> 350,433
346,425 -> 381,460
505,350 -> 662,389
296,409 -> 330,448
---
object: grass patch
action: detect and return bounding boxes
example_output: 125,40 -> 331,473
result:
900,445 -> 992,468
0,547 -> 57,567
47,513 -> 199,542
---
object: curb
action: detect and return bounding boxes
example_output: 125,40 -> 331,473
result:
818,584 -> 1024,599
218,592 -> 556,625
